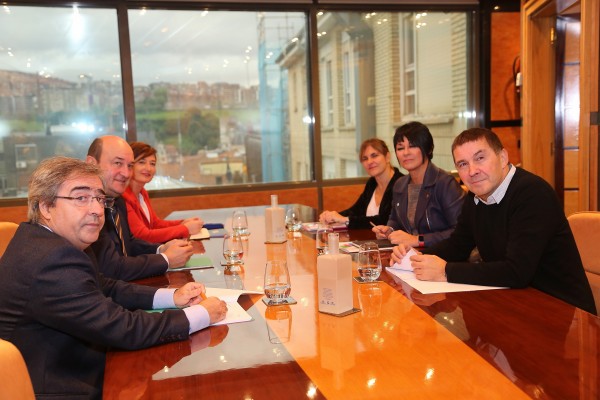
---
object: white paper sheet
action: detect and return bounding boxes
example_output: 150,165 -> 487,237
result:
189,227 -> 210,240
205,287 -> 263,302
386,267 -> 506,294
205,287 -> 263,325
390,247 -> 418,271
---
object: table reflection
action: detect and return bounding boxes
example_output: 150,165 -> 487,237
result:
265,305 -> 292,344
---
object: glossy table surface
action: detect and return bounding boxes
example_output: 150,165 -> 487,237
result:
104,205 -> 600,399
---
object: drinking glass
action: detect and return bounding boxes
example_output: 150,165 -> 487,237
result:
285,206 -> 302,232
222,233 -> 244,266
316,224 -> 334,255
264,260 -> 291,305
231,210 -> 250,237
357,242 -> 382,282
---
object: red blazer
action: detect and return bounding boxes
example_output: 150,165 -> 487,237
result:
122,186 -> 189,243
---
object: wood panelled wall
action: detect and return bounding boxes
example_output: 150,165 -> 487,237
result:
0,184 -> 367,224
522,0 -> 600,211
491,12 -> 522,165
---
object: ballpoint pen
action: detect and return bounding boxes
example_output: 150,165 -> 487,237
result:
369,221 -> 384,234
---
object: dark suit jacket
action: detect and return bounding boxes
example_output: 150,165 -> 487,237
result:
90,197 -> 168,281
0,223 -> 190,399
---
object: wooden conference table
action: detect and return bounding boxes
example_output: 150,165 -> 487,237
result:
104,205 -> 600,399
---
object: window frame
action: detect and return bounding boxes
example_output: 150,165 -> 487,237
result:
0,1 -> 479,205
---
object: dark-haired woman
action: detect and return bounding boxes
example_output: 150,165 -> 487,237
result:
372,122 -> 465,247
319,138 -> 402,229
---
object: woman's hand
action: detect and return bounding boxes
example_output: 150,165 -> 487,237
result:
372,225 -> 392,239
388,229 -> 419,247
319,210 -> 348,224
183,217 -> 204,235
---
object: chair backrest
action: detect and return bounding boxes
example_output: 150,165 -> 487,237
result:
0,222 -> 19,259
0,339 -> 35,399
568,212 -> 600,314
568,212 -> 600,275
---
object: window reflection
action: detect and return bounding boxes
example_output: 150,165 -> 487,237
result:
0,5 -> 123,197
316,11 -> 470,178
128,9 -> 308,188
0,5 -> 473,197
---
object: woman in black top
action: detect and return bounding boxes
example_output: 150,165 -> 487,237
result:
319,138 -> 403,229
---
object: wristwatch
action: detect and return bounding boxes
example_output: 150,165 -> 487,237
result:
418,235 -> 425,248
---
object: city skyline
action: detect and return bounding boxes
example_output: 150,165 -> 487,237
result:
0,6 -> 305,87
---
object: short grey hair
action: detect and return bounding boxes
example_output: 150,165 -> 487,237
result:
28,157 -> 104,223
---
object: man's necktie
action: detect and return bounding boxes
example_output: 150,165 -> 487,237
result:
111,208 -> 128,256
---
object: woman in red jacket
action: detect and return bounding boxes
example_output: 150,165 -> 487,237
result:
122,142 -> 204,242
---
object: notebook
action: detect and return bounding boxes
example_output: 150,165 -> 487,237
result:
167,254 -> 213,272
189,228 -> 210,240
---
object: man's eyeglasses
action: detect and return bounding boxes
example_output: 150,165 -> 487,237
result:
55,195 -> 115,209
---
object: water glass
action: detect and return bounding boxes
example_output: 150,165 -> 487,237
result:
264,260 -> 291,305
232,210 -> 250,237
316,224 -> 334,255
357,241 -> 382,282
285,206 -> 302,232
222,233 -> 244,266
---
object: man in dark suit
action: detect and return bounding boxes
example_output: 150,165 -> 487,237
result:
0,157 -> 227,399
86,135 -> 193,281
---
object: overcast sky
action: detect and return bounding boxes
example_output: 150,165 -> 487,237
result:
0,6 -> 306,87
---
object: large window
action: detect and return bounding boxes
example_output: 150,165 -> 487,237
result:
128,9 -> 308,187
0,5 -> 123,197
0,3 -> 474,199
317,11 -> 471,177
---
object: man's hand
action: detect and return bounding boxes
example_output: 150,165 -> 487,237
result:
372,225 -> 392,239
162,239 -> 194,268
183,217 -> 204,235
390,244 -> 413,265
200,297 -> 228,324
411,254 -> 448,282
388,229 -> 418,247
174,282 -> 206,308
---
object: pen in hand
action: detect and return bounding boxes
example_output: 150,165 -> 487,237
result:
370,221 -> 384,234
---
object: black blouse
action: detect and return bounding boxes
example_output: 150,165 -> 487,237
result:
339,167 -> 403,229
